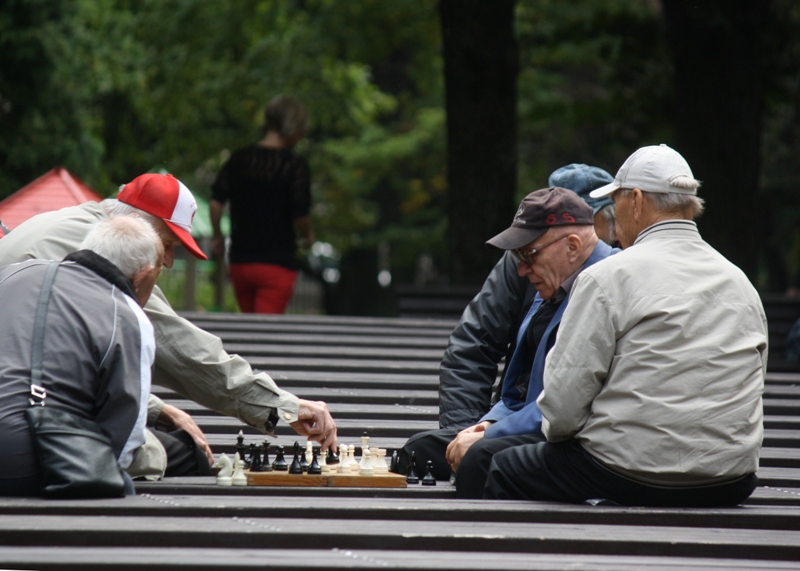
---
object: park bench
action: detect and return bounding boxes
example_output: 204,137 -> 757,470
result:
0,311 -> 798,570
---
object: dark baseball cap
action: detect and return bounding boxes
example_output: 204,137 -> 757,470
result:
486,187 -> 594,251
548,163 -> 614,214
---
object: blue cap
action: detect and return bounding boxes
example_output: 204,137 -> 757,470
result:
548,163 -> 614,214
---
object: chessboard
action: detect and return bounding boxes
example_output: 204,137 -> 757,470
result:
245,470 -> 407,488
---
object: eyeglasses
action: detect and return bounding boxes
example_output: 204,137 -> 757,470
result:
512,234 -> 569,266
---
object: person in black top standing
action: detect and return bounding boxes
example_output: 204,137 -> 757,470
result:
211,95 -> 314,314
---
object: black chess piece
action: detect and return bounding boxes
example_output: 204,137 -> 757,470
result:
406,450 -> 419,484
289,441 -> 303,474
236,433 -> 248,467
261,440 -> 273,472
272,445 -> 288,471
421,460 -> 437,486
250,444 -> 264,472
308,448 -> 322,474
389,450 -> 399,474
245,442 -> 256,470
299,448 -> 310,472
327,447 -> 340,465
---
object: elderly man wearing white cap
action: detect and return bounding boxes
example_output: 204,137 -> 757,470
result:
0,173 -> 337,479
484,144 -> 768,507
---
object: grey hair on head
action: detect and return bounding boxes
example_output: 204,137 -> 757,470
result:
80,216 -> 163,280
616,188 -> 705,220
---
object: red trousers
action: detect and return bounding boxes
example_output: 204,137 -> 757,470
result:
229,263 -> 298,314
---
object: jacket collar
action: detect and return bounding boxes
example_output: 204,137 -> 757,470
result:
62,250 -> 137,300
634,220 -> 699,246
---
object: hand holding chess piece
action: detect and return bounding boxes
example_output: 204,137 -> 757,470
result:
290,399 -> 337,452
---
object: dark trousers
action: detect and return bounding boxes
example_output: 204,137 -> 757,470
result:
152,429 -> 212,477
400,428 -> 545,499
485,439 -> 758,507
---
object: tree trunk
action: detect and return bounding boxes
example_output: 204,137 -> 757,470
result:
661,0 -> 767,282
440,0 -> 518,286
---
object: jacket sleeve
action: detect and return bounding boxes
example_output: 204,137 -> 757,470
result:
483,402 -> 543,439
438,252 -> 532,429
144,286 -> 299,433
539,273 -> 615,441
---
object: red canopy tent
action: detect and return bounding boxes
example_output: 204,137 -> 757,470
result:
0,167 -> 102,231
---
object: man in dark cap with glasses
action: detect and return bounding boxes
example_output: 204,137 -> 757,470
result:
402,183 -> 618,498
485,145 -> 766,507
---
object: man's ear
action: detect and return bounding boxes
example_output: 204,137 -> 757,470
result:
566,234 -> 583,261
130,267 -> 149,294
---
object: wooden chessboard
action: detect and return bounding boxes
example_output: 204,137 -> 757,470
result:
245,469 -> 407,488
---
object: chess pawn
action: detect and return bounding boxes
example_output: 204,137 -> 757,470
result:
373,448 -> 389,474
421,460 -> 437,486
272,445 -> 288,471
213,453 -> 233,486
261,440 -> 273,472
338,444 -> 351,473
319,447 -> 330,473
231,454 -> 248,486
348,445 -> 358,469
359,447 -> 374,476
390,450 -> 400,474
305,441 -> 313,465
406,451 -> 419,484
327,446 -> 340,465
308,448 -> 322,475
289,442 -> 304,474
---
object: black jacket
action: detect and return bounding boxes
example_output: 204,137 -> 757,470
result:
438,251 -> 538,429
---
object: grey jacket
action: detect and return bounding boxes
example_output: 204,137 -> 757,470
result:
438,252 -> 537,429
0,254 -> 152,483
0,202 -> 300,432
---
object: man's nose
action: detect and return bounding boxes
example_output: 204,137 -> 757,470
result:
517,260 -> 532,277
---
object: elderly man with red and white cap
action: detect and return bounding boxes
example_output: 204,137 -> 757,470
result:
0,173 -> 337,479
484,144 -> 768,507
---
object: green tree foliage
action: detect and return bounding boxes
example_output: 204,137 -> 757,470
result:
2,0 -> 799,293
515,0 -> 672,198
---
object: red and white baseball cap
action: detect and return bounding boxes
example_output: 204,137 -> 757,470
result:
117,173 -> 208,260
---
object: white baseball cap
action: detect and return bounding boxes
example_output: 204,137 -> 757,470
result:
590,144 -> 698,198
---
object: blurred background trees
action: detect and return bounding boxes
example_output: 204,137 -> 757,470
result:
2,0 -> 799,313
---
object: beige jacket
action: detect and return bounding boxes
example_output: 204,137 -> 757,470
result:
539,220 -> 767,485
0,202 -> 301,475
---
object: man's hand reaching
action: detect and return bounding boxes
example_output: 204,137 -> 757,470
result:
290,399 -> 337,452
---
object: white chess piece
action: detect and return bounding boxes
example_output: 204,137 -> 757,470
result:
372,447 -> 389,474
305,441 -> 313,465
338,444 -> 351,473
319,447 -> 330,473
348,444 -> 358,469
359,447 -> 374,476
361,433 -> 370,453
213,453 -> 233,486
231,453 -> 247,486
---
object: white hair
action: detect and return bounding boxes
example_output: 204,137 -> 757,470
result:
617,188 -> 705,219
80,216 -> 163,279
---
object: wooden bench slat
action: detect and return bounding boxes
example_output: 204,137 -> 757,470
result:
2,515 -> 799,561
4,546 -> 797,571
